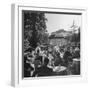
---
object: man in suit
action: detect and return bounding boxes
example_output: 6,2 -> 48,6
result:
63,47 -> 72,67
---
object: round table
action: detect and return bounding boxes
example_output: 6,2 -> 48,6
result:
53,66 -> 67,75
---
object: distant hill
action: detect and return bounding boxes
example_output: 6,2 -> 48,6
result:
50,29 -> 72,38
51,29 -> 66,34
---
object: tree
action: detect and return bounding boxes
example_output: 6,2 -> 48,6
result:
71,27 -> 80,43
24,11 -> 48,48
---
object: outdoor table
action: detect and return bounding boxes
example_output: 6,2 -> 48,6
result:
53,66 -> 67,75
73,58 -> 80,62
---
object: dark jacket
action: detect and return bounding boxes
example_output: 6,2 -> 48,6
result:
33,65 -> 53,77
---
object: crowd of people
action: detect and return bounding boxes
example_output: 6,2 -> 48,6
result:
24,43 -> 80,77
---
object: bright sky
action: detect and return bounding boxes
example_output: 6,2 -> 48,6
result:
45,13 -> 81,34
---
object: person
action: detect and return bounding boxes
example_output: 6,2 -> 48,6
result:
54,45 -> 60,53
35,43 -> 41,55
73,47 -> 80,58
60,49 -> 64,59
63,47 -> 72,67
54,51 -> 62,66
48,53 -> 54,66
33,58 -> 53,77
24,56 -> 34,77
66,57 -> 73,75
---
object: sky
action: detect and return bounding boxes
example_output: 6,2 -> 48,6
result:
45,13 -> 81,34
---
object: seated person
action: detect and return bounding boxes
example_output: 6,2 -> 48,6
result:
54,53 -> 62,66
33,58 -> 53,77
63,49 -> 72,67
24,56 -> 34,77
